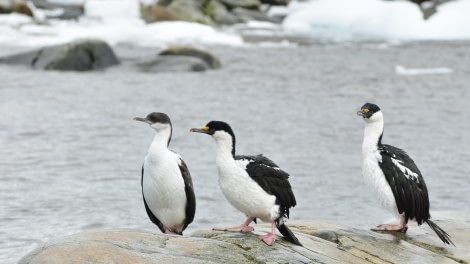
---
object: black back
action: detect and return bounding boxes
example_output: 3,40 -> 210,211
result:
235,154 -> 297,219
378,144 -> 430,224
178,157 -> 196,231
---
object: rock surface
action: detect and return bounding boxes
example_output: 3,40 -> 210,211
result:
137,55 -> 210,72
0,39 -> 120,71
158,45 -> 222,69
145,0 -> 285,25
19,212 -> 470,264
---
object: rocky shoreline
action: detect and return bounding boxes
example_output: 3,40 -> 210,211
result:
0,39 -> 222,72
19,212 -> 470,264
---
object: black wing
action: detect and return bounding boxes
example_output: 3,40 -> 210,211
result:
235,154 -> 297,219
178,157 -> 196,231
141,165 -> 165,233
378,144 -> 430,225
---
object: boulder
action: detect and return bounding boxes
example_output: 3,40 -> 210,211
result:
158,45 -> 221,69
219,0 -> 261,9
0,39 -> 120,71
142,4 -> 179,23
12,1 -> 33,17
0,0 -> 13,13
31,0 -> 84,20
137,55 -> 210,72
232,7 -> 282,23
166,0 -> 213,25
260,0 -> 289,5
204,0 -> 239,25
157,0 -> 173,7
18,212 -> 470,264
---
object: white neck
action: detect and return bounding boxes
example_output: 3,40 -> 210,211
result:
212,131 -> 237,174
149,128 -> 171,152
361,113 -> 384,155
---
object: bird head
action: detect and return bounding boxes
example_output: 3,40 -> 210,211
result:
190,121 -> 236,156
134,112 -> 172,132
357,103 -> 382,123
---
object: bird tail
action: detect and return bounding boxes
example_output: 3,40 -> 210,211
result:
276,219 -> 303,246
426,219 -> 455,246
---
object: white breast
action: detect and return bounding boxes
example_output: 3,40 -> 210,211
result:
143,149 -> 187,229
216,157 -> 277,222
362,150 -> 401,219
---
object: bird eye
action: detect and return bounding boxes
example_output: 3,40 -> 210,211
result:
203,126 -> 210,131
363,109 -> 370,113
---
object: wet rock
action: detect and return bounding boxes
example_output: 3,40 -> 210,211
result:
260,0 -> 289,5
0,39 -> 120,71
157,0 -> 174,7
12,2 -> 33,17
159,45 -> 222,69
0,0 -> 13,13
142,4 -> 179,23
143,0 -> 284,26
166,0 -> 213,25
219,0 -> 261,9
31,0 -> 84,20
204,0 -> 239,25
137,55 -> 210,72
0,1 -> 33,17
18,212 -> 470,264
232,7 -> 282,23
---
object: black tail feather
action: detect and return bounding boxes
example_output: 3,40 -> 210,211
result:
426,219 -> 455,246
276,220 -> 303,246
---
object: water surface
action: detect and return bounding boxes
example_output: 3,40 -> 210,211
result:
1,41 -> 469,263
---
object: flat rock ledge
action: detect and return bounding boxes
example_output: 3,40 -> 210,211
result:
19,212 -> 470,264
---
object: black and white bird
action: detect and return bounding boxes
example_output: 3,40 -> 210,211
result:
357,103 -> 454,245
134,112 -> 196,235
190,121 -> 302,246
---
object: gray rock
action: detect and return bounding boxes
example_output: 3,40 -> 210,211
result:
205,0 -> 239,25
137,55 -> 210,72
158,45 -> 222,69
18,212 -> 470,264
157,0 -> 173,7
232,7 -> 282,23
31,0 -> 84,20
166,0 -> 213,25
0,39 -> 120,71
0,0 -> 13,13
142,4 -> 180,23
219,0 -> 261,9
260,0 -> 289,5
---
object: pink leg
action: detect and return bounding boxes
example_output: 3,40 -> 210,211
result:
372,216 -> 408,232
164,229 -> 179,235
213,217 -> 255,233
259,221 -> 277,246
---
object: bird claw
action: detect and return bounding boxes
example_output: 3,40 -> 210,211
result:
371,224 -> 408,233
259,233 -> 276,246
213,225 -> 254,233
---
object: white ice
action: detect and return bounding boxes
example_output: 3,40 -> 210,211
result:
0,0 -> 470,48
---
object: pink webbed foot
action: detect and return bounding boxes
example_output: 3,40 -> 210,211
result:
213,225 -> 254,233
259,233 -> 276,246
164,230 -> 179,235
213,218 -> 255,233
372,224 -> 408,233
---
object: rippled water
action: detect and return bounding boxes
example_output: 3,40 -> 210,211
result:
1,41 -> 469,263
